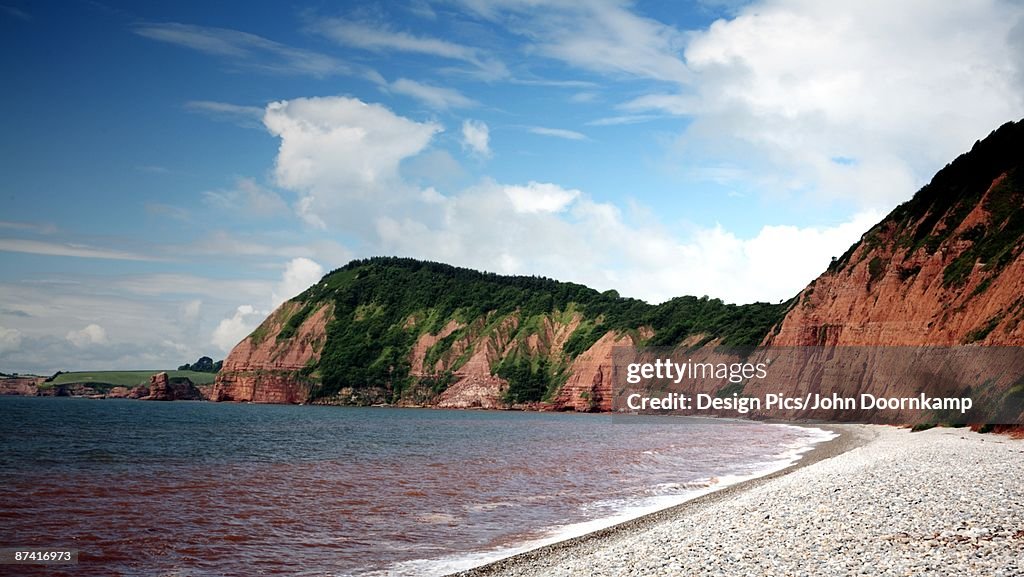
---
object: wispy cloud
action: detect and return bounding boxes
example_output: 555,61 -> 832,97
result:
134,22 -> 347,77
312,17 -> 507,79
527,126 -> 587,140
388,78 -> 477,109
458,1 -> 690,85
0,239 -> 155,261
184,99 -> 265,127
202,178 -> 290,218
586,114 -> 659,126
0,221 -> 57,235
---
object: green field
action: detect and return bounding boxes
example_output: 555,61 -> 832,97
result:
45,370 -> 217,388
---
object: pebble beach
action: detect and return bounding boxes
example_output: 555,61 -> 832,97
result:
456,425 -> 1024,577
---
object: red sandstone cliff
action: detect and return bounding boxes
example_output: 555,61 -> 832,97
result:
769,172 -> 1024,347
732,122 -> 1024,423
213,301 -> 333,403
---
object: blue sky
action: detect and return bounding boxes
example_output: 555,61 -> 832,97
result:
2,0 -> 1023,373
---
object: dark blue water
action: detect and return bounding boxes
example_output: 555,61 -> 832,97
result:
0,397 -> 831,576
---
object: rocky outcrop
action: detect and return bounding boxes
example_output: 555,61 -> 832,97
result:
143,372 -> 204,401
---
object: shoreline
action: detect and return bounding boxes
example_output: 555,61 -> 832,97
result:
450,423 -> 870,577
452,425 -> 1024,577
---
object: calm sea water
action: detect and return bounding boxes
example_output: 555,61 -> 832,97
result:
0,397 -> 832,576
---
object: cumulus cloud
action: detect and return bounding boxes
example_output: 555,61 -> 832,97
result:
465,0 -> 1023,209
66,324 -> 108,348
371,178 -> 881,304
461,119 -> 491,157
256,96 -> 891,303
262,96 -> 442,228
634,0 -> 1024,206
272,257 -> 325,308
211,305 -> 264,352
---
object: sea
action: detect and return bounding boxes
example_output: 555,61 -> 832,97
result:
0,397 -> 834,576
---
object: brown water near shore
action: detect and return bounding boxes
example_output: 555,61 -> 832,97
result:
0,397 -> 834,576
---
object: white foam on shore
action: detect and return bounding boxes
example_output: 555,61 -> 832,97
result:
357,424 -> 837,577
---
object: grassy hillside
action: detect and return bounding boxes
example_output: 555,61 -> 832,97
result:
45,370 -> 217,388
274,257 -> 791,402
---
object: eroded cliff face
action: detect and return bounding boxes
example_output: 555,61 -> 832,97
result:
212,294 -> 636,410
554,329 -> 650,412
729,121 -> 1024,423
770,124 -> 1024,348
212,301 -> 333,403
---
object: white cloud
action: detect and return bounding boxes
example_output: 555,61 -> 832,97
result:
504,182 -> 580,214
262,96 -> 442,228
264,96 -> 441,192
272,257 -> 324,308
372,178 -> 882,304
461,119 -> 491,157
631,0 -> 1024,206
66,324 -> 108,348
629,210 -> 886,304
0,326 -> 22,353
0,273 -> 275,374
211,305 -> 264,352
388,78 -> 477,109
255,96 -> 885,304
466,0 -> 1023,210
527,126 -> 587,140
